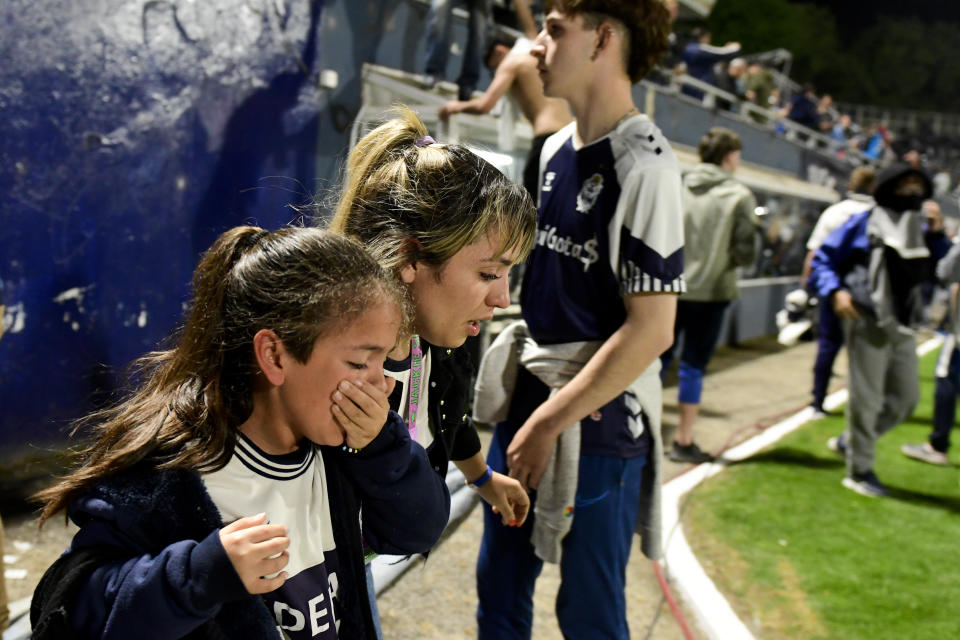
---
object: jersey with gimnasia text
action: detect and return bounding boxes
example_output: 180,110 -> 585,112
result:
522,115 -> 685,345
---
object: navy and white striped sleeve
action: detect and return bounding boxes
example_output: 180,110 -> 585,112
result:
611,165 -> 686,295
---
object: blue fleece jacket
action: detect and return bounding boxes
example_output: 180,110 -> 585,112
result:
809,209 -> 949,317
53,412 -> 449,640
808,209 -> 872,301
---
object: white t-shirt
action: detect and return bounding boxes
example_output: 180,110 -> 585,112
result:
806,195 -> 875,250
204,434 -> 341,639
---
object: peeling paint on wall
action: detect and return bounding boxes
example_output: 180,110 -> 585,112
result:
53,285 -> 93,312
1,0 -> 462,465
2,303 -> 27,334
1,0 -> 330,461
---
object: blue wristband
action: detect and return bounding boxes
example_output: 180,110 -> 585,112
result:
469,465 -> 493,489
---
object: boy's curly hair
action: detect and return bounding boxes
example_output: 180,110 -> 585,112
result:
549,0 -> 671,83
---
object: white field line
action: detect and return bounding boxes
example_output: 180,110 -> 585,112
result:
660,336 -> 942,640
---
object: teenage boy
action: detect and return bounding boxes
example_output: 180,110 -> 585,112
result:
474,2 -> 683,638
438,33 -> 572,199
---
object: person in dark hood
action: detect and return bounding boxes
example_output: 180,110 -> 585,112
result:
809,163 -> 948,497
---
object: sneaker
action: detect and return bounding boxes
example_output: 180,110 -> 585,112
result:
810,406 -> 827,420
420,74 -> 438,90
827,433 -> 847,457
668,441 -> 714,464
842,470 -> 889,497
901,442 -> 949,466
457,85 -> 475,101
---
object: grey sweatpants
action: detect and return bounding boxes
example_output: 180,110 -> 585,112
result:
843,318 -> 918,475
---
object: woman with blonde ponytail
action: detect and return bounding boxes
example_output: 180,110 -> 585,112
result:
329,106 -> 537,628
31,226 -> 449,640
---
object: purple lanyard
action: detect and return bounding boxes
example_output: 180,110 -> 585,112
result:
407,334 -> 423,441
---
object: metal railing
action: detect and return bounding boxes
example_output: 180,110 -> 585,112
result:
836,101 -> 960,138
660,72 -> 877,167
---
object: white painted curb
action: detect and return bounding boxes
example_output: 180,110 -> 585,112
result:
660,336 -> 942,640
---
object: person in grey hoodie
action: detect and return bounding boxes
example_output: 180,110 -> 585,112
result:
661,127 -> 759,463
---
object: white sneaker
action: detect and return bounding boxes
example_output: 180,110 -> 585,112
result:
842,471 -> 889,497
900,442 -> 949,466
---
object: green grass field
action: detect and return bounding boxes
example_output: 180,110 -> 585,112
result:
684,351 -> 960,639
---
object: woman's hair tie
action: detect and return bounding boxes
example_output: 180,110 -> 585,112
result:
415,135 -> 436,148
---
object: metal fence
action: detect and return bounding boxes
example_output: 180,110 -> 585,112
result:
836,102 -> 960,138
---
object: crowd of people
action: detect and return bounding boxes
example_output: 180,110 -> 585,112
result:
659,20 -> 960,185
671,37 -> 901,162
20,3 -> 678,639
424,0 -> 960,183
2,1 -> 955,639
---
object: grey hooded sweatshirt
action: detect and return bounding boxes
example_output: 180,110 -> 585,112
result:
681,162 -> 759,301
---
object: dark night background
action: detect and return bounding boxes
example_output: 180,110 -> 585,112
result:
698,0 -> 960,111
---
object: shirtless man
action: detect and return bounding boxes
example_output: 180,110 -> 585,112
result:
438,34 -> 572,198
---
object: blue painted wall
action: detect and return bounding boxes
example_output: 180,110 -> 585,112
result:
0,0 -> 317,465
0,0 -> 482,469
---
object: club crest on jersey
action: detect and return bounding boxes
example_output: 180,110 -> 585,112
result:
542,171 -> 557,192
576,173 -> 604,213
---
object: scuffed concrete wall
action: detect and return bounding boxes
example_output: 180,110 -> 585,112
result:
0,0 -> 333,464
0,0 -> 480,468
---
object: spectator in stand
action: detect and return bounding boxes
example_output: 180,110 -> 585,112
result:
659,0 -> 681,66
423,0 -> 491,101
903,148 -> 923,170
681,28 -> 741,100
829,114 -> 854,149
744,63 -> 775,108
671,61 -> 688,86
862,123 -> 891,161
715,58 -> 746,111
651,0 -> 683,87
817,94 -> 838,132
661,128 -> 759,463
844,115 -> 863,150
801,167 -> 876,417
902,236 -> 960,466
743,62 -> 777,123
438,32 -> 573,199
810,164 -> 948,497
782,84 -> 820,132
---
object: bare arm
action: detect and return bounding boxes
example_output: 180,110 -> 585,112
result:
506,292 -> 677,490
438,57 -> 518,119
454,453 -> 529,526
513,0 -> 538,40
801,248 -> 816,287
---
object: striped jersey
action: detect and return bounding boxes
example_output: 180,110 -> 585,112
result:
203,433 -> 340,639
522,115 -> 685,344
